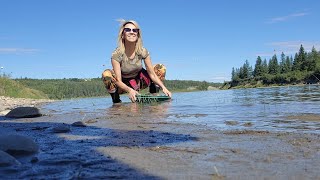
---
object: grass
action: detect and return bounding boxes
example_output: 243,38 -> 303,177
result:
0,77 -> 48,99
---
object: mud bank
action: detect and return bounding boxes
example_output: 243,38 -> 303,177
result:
0,103 -> 319,179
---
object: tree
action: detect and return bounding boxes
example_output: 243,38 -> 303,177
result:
283,56 -> 292,73
292,53 -> 299,71
261,59 -> 268,75
293,44 -> 307,71
268,54 -> 280,75
231,67 -> 237,81
279,52 -> 286,73
253,56 -> 263,77
307,46 -> 319,71
241,60 -> 252,79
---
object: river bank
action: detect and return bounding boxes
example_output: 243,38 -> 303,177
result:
0,96 -> 54,116
0,101 -> 319,179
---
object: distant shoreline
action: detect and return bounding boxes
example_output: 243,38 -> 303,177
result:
221,81 -> 320,90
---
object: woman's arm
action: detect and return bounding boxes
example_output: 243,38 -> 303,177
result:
144,56 -> 172,97
111,59 -> 139,102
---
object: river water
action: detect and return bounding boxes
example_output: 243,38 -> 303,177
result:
43,84 -> 320,134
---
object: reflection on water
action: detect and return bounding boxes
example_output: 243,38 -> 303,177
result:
105,101 -> 171,120
43,85 -> 320,134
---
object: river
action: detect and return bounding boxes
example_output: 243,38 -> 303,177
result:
43,84 -> 320,134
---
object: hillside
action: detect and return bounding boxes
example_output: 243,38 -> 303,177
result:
0,77 -> 48,99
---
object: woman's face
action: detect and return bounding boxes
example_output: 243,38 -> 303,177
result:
123,23 -> 139,43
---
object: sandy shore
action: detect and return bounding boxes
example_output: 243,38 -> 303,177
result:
0,100 -> 320,179
0,96 -> 54,116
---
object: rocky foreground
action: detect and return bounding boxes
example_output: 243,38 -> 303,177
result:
0,97 -> 320,179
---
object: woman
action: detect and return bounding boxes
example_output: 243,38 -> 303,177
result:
102,20 -> 172,103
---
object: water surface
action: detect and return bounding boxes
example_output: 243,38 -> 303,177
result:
43,85 -> 320,133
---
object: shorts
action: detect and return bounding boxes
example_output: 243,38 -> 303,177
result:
102,64 -> 166,94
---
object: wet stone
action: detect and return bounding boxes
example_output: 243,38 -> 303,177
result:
72,121 -> 87,127
5,107 -> 42,118
225,121 -> 239,126
0,150 -> 21,166
0,134 -> 39,154
52,124 -> 71,133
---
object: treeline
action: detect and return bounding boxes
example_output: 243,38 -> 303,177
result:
15,78 -> 221,99
225,45 -> 320,88
164,80 -> 221,91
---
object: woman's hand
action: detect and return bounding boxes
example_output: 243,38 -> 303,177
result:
162,87 -> 172,98
128,88 -> 139,102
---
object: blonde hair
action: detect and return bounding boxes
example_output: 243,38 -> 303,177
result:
117,19 -> 144,55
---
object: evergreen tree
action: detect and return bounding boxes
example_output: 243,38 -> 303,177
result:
231,67 -> 236,81
246,60 -> 253,78
239,67 -> 245,79
307,46 -> 318,71
241,60 -> 252,79
290,56 -> 294,69
262,59 -> 268,74
268,54 -> 280,75
293,45 -> 307,71
316,48 -> 320,71
292,53 -> 299,71
279,52 -> 286,73
231,67 -> 240,81
283,56 -> 292,73
253,56 -> 263,77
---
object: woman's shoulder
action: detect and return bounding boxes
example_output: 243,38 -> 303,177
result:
111,47 -> 125,62
111,47 -> 123,59
112,47 -> 122,55
139,47 -> 150,58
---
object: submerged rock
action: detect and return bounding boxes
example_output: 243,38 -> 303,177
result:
52,124 -> 71,133
5,107 -> 42,118
0,134 -> 39,154
0,150 -> 21,166
72,121 -> 87,127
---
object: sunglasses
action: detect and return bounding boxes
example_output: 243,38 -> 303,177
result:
123,28 -> 139,33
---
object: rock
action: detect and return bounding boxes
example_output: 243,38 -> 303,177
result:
225,120 -> 239,126
85,119 -> 98,124
52,124 -> 71,133
0,150 -> 21,166
0,134 -> 39,154
243,122 -> 253,127
5,107 -> 42,118
72,121 -> 87,127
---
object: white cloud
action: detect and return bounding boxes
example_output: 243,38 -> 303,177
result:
266,12 -> 308,24
209,74 -> 231,83
0,48 -> 40,54
256,41 -> 320,58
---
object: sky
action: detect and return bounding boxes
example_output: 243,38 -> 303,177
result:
1,0 -> 320,82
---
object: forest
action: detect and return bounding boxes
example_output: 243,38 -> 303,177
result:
222,45 -> 320,89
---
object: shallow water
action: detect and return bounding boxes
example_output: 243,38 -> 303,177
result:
43,85 -> 320,133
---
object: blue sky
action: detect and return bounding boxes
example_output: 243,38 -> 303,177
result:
1,0 -> 320,82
